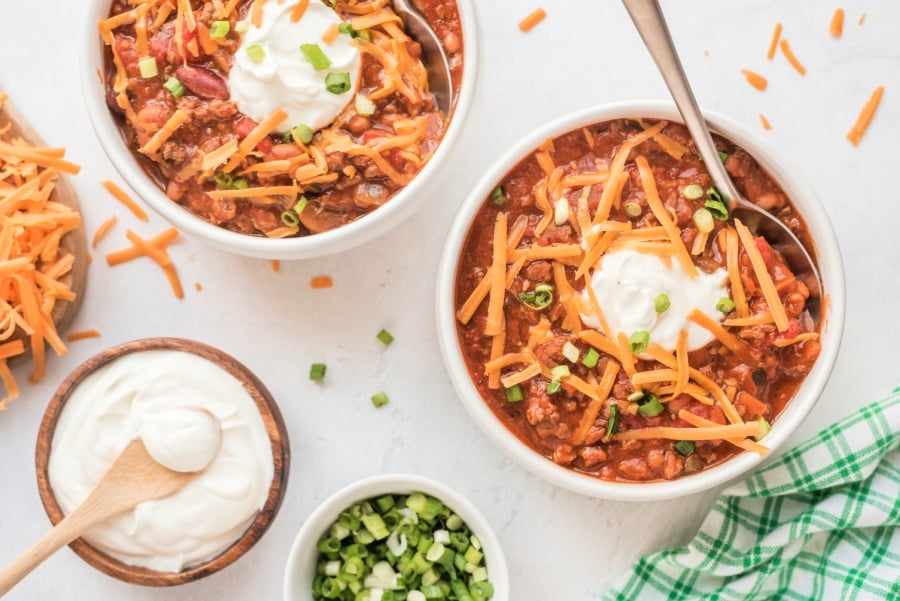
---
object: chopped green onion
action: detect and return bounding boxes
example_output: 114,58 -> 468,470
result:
674,440 -> 696,455
338,22 -> 353,34
517,283 -> 553,310
246,43 -> 266,63
209,20 -> 230,39
300,43 -> 332,71
693,207 -> 715,233
234,20 -> 249,34
376,328 -> 394,345
683,184 -> 704,200
325,72 -> 351,94
624,201 -> 642,218
232,178 -> 249,190
718,150 -> 728,163
637,393 -> 665,417
562,341 -> 580,363
755,417 -> 771,441
309,363 -> 327,381
546,380 -> 562,394
294,195 -> 309,214
138,56 -> 158,79
716,297 -> 736,313
554,197 -> 569,225
281,210 -> 299,227
550,365 -> 570,380
354,93 -> 375,116
627,391 -> 645,402
290,124 -> 314,144
213,171 -> 233,189
370,391 -> 389,408
504,384 -> 523,403
163,76 -> 185,98
628,331 -> 650,354
604,404 -> 619,441
581,347 -> 600,369
490,185 -> 507,206
654,293 -> 670,314
338,22 -> 369,40
705,187 -> 729,220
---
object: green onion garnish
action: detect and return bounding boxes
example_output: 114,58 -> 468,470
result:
371,391 -> 389,408
705,187 -> 729,220
490,185 -> 507,206
637,393 -> 664,417
234,20 -> 249,34
716,297 -> 736,313
232,178 -> 249,190
654,293 -> 670,313
163,76 -> 185,98
291,124 -> 314,144
376,328 -> 394,345
517,283 -> 553,310
581,347 -> 600,369
628,331 -> 650,354
755,417 -> 771,441
213,172 -> 233,188
624,201 -> 642,218
718,150 -> 728,163
604,404 -> 619,441
309,363 -> 327,381
693,207 -> 715,233
300,43 -> 332,71
546,380 -> 562,394
294,195 -> 309,215
504,384 -> 523,403
338,22 -> 369,40
325,72 -> 351,94
281,210 -> 299,227
138,56 -> 158,79
246,43 -> 266,63
674,440 -> 696,455
550,365 -> 570,380
683,184 -> 704,200
209,20 -> 230,39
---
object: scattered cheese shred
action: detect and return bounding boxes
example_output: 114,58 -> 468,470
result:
674,329 -> 689,397
773,332 -> 819,347
830,8 -> 844,37
741,69 -> 768,91
846,86 -> 884,147
92,214 -> 118,248
518,8 -> 546,32
66,329 -> 101,342
290,0 -> 310,22
484,212 -> 508,337
614,421 -> 761,442
766,22 -> 782,60
108,229 -> 183,299
500,363 -> 541,388
734,219 -> 789,331
310,275 -> 333,289
106,227 -> 178,266
572,361 -> 620,445
724,312 -> 774,327
687,309 -> 747,353
101,180 -> 148,221
322,22 -> 340,44
858,12 -> 866,25
677,410 -> 769,455
139,109 -> 190,155
759,113 -> 773,131
779,39 -> 807,76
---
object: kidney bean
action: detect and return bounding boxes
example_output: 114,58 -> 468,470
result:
175,65 -> 229,100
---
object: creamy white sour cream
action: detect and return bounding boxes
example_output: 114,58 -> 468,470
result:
580,249 -> 730,351
229,1 -> 361,132
48,350 -> 274,573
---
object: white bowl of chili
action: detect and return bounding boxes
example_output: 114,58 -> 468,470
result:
283,474 -> 510,601
81,0 -> 477,260
436,102 -> 845,501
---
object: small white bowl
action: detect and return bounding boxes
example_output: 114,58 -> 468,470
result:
435,101 -> 846,501
80,0 -> 479,260
283,474 -> 510,601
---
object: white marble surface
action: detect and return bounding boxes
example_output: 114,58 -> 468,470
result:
0,1 -> 898,599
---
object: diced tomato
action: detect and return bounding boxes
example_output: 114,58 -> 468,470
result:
755,236 -> 774,269
114,35 -> 140,77
234,116 -> 274,153
361,129 -> 389,144
777,319 -> 801,341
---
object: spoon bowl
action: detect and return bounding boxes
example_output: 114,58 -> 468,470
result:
392,0 -> 454,114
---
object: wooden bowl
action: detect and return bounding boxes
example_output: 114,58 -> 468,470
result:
34,338 -> 290,586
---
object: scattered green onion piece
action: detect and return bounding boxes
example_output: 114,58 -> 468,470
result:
138,56 -> 158,79
376,328 -> 394,345
294,195 -> 309,215
716,297 -> 736,313
246,43 -> 266,63
209,20 -> 230,39
561,341 -> 580,363
604,404 -> 619,441
325,72 -> 351,94
718,150 -> 728,163
550,365 -> 570,380
290,123 -> 314,144
693,207 -> 715,233
338,22 -> 353,34
546,380 -> 562,395
356,29 -> 371,42
517,283 -> 553,310
755,417 -> 771,441
654,293 -> 671,314
281,210 -> 299,227
355,93 -> 376,116
490,185 -> 506,206
309,362 -> 327,381
581,347 -> 600,369
683,184 -> 704,200
163,76 -> 185,98
637,393 -> 665,417
628,331 -> 650,354
627,391 -> 645,402
232,178 -> 249,189
705,187 -> 729,220
674,440 -> 696,456
504,384 -> 523,403
370,392 -> 389,408
213,171 -> 233,188
300,43 -> 332,71
234,20 -> 249,34
624,201 -> 642,218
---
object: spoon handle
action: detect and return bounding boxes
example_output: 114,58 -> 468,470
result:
621,0 -> 742,206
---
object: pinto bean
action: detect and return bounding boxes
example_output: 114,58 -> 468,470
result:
348,115 -> 370,137
175,65 -> 229,100
265,144 -> 302,161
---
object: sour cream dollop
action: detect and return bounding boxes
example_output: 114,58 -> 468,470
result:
229,1 -> 361,132
48,350 -> 274,573
580,249 -> 730,351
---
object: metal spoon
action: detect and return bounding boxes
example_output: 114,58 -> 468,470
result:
392,0 -> 453,113
621,0 -> 822,322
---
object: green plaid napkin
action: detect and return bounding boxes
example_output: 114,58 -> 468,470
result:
602,388 -> 900,601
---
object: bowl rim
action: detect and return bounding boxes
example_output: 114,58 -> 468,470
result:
35,337 -> 291,586
283,473 -> 510,601
80,0 -> 480,260
435,100 -> 846,501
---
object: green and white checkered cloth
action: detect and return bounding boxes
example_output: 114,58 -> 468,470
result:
603,388 -> 900,601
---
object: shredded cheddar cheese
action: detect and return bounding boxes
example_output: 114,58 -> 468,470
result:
830,8 -> 844,37
779,39 -> 806,76
766,22 -> 782,60
102,180 -> 148,221
66,329 -> 101,342
741,69 -> 768,91
518,8 -> 546,33
846,86 -> 884,147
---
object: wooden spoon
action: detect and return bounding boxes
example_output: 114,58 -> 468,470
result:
0,439 -> 199,596
0,93 -> 87,339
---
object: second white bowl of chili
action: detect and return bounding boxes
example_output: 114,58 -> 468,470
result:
82,0 -> 478,260
436,102 -> 845,500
